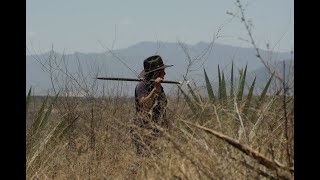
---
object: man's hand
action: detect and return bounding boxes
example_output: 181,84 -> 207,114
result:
153,77 -> 163,92
139,77 -> 163,109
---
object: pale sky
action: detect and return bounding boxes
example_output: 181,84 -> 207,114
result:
26,0 -> 294,54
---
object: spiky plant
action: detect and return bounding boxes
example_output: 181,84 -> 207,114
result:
26,89 -> 79,175
179,63 -> 275,140
204,68 -> 215,103
236,64 -> 247,102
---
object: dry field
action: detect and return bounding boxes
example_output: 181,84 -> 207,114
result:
26,1 -> 293,178
26,92 -> 294,180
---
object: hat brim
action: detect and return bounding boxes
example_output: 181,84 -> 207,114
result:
138,64 -> 173,79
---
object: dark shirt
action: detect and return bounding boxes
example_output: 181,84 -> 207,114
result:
134,81 -> 167,127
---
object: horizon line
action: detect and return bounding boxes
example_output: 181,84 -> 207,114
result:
26,40 -> 293,56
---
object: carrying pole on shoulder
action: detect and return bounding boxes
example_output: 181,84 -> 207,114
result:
96,77 -> 188,85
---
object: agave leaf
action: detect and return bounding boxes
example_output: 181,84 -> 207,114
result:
26,87 -> 32,113
32,95 -> 49,137
27,111 -> 64,171
230,62 -> 234,98
27,94 -> 53,169
37,92 -> 60,134
256,71 -> 275,108
221,71 -> 227,103
178,85 -> 198,114
236,68 -> 243,102
237,64 -> 247,102
204,68 -> 215,103
218,65 -> 222,102
249,72 -> 275,123
238,68 -> 243,76
187,82 -> 200,104
243,76 -> 256,116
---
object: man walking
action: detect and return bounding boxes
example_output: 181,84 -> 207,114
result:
131,55 -> 173,156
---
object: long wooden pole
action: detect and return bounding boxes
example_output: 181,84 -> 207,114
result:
96,77 -> 185,84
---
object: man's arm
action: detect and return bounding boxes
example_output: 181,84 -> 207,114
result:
138,77 -> 163,111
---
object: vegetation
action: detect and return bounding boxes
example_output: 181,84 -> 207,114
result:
26,1 -> 293,178
26,59 -> 293,179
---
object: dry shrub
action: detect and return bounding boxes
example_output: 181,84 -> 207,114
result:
26,92 -> 293,179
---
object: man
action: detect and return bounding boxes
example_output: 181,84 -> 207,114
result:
130,55 -> 173,157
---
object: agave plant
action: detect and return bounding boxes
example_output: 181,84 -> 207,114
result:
179,62 -> 275,140
181,62 -> 274,108
26,88 -> 75,174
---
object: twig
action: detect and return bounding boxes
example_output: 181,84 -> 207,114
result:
234,99 -> 248,142
180,120 -> 293,175
282,61 -> 292,168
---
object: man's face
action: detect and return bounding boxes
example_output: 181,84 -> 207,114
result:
158,69 -> 166,79
154,69 -> 166,79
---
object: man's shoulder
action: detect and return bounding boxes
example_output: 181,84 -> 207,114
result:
136,81 -> 146,89
135,81 -> 148,97
135,81 -> 147,92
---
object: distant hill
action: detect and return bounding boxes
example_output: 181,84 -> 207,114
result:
27,41 -> 293,96
244,59 -> 294,94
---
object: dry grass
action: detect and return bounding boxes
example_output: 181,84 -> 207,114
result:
26,94 -> 293,180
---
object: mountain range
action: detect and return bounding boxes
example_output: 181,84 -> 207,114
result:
26,41 -> 293,96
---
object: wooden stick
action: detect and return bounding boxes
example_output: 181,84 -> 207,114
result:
96,77 -> 187,84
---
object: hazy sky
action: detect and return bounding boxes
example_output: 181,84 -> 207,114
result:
26,0 -> 294,54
